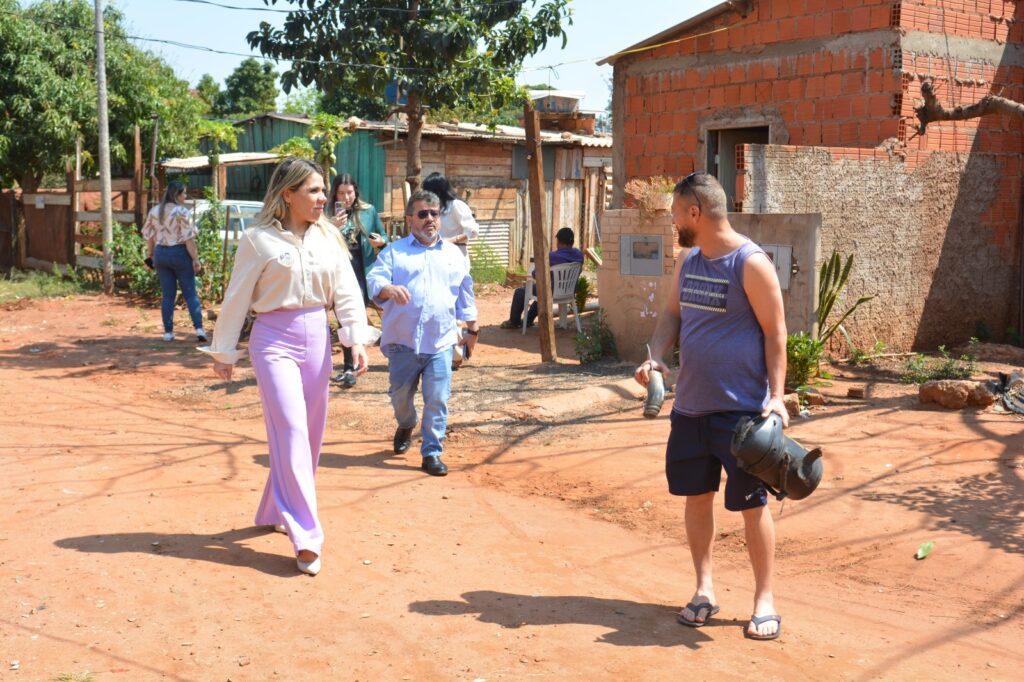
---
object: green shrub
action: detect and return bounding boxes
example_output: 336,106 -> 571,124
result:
574,308 -> 617,364
787,331 -> 824,389
901,340 -> 978,384
194,188 -> 236,303
469,241 -> 506,285
817,250 -> 875,346
111,222 -> 160,298
574,274 -> 591,314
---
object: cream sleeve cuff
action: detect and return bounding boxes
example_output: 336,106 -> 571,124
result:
196,345 -> 247,365
337,323 -> 381,348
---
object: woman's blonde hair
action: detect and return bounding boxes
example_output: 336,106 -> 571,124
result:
258,156 -> 350,258
257,157 -> 324,225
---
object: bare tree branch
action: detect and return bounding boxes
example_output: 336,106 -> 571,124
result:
915,78 -> 1024,134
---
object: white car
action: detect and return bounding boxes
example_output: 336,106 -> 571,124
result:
187,199 -> 263,244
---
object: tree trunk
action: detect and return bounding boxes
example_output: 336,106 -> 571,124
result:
19,174 -> 41,194
405,92 -> 424,192
915,79 -> 1024,133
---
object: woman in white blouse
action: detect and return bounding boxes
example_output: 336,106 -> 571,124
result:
201,158 -> 377,576
421,172 -> 479,264
142,181 -> 207,342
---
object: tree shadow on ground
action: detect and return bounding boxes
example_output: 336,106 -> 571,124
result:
409,590 -> 734,649
55,527 -> 300,577
857,464 -> 1024,555
0,334 -> 211,378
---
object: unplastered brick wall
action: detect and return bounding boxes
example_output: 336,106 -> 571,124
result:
615,0 -> 904,185
737,143 -> 1019,350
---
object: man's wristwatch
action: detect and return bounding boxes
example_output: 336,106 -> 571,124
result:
465,328 -> 479,336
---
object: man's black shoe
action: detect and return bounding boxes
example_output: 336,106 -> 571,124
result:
393,427 -> 413,454
421,455 -> 448,476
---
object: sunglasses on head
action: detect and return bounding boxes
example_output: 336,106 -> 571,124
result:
678,170 -> 707,212
415,209 -> 440,219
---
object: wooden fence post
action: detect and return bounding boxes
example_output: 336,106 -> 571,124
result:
524,103 -> 557,362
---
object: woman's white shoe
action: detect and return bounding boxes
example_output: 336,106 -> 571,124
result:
296,556 -> 321,576
273,524 -> 287,534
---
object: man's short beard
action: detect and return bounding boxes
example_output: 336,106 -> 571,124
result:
677,226 -> 696,248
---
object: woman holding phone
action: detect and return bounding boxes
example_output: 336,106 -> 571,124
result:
327,172 -> 387,388
201,157 -> 376,576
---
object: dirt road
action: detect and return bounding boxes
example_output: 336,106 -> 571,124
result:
0,293 -> 1021,681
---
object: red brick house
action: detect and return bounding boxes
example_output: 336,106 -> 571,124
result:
601,0 -> 1024,349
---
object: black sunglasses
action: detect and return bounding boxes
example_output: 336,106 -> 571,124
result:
415,209 -> 440,219
678,170 -> 707,213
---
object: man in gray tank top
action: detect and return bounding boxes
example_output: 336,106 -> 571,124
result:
634,172 -> 789,640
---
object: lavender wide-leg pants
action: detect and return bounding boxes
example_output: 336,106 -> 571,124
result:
249,306 -> 332,556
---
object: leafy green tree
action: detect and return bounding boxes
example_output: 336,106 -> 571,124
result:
0,0 -> 204,190
196,74 -> 222,112
247,0 -> 572,188
269,136 -> 316,160
281,86 -> 322,116
215,58 -> 279,117
319,72 -> 389,121
307,113 -> 349,183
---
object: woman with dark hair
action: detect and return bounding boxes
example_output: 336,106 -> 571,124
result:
421,172 -> 479,264
327,172 -> 387,387
201,157 -> 377,576
142,181 -> 206,342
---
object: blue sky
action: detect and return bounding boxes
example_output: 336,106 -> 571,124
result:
110,0 -> 721,114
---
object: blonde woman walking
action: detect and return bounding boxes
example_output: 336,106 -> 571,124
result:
201,158 -> 377,576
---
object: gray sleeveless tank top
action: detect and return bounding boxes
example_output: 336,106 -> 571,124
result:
672,239 -> 770,416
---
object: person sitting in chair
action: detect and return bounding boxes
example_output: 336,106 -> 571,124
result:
500,227 -> 584,329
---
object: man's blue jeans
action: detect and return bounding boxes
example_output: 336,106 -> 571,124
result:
384,344 -> 453,458
153,244 -> 203,334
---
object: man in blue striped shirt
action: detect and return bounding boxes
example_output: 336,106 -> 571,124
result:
367,190 -> 479,477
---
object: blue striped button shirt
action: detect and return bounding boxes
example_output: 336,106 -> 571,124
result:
366,234 -> 477,355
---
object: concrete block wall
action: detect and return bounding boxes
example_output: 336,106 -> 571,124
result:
737,142 -> 1018,350
597,209 -> 677,363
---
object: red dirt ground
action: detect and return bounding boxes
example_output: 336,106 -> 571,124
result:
1,291 -> 1022,681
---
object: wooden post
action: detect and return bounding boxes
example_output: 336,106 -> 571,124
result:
65,161 -> 76,265
133,125 -> 144,229
524,103 -> 557,362
73,139 -> 81,260
216,164 -> 227,201
148,114 -> 160,208
14,195 -> 27,270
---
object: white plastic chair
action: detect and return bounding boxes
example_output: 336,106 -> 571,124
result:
523,261 -> 584,334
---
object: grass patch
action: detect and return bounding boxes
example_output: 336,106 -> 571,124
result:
901,340 -> 978,384
469,242 -> 507,286
0,268 -> 99,303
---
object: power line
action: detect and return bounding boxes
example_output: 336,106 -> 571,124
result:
170,0 -> 534,15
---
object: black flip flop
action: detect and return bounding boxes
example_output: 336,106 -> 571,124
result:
676,601 -> 720,627
744,613 -> 782,640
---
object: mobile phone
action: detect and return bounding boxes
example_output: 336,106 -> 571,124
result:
334,202 -> 347,217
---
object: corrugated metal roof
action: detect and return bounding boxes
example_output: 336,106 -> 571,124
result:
219,113 -> 611,148
358,120 -> 613,148
160,152 -> 280,171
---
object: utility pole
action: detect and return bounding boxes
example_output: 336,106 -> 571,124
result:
94,0 -> 114,294
523,102 -> 557,362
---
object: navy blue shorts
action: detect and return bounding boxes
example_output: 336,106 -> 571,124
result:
665,410 -> 767,511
